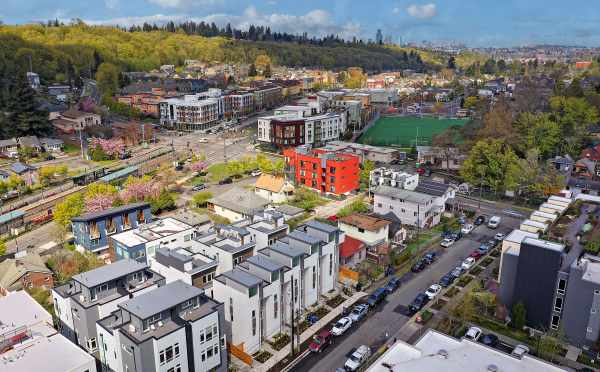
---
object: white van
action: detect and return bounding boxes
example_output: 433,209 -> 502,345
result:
344,345 -> 371,371
488,216 -> 501,229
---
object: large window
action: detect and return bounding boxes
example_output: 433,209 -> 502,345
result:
229,298 -> 234,322
551,315 -> 560,330
274,294 -> 278,319
312,267 -> 316,289
252,310 -> 257,336
554,297 -> 563,312
557,279 -> 567,294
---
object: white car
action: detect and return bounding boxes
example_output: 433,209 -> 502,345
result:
344,345 -> 371,371
425,284 -> 442,299
331,317 -> 353,336
461,257 -> 476,270
198,138 -> 209,143
440,238 -> 454,248
512,344 -> 530,358
495,233 -> 506,241
465,326 -> 482,341
488,216 -> 501,229
461,224 -> 474,234
251,169 -> 262,177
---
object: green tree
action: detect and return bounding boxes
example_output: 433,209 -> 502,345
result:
514,113 -> 561,159
6,73 -> 51,136
151,190 -> 176,214
54,193 -> 85,228
248,63 -> 257,77
96,62 -> 120,97
511,301 -> 527,329
192,191 -> 213,207
550,96 -> 599,156
0,239 -> 6,256
360,160 -> 375,190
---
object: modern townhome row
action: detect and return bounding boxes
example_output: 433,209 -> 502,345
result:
212,220 -> 343,354
497,193 -> 600,350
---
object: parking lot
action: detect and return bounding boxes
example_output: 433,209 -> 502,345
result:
290,214 -> 522,372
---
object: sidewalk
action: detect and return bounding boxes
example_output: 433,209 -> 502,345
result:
253,291 -> 368,372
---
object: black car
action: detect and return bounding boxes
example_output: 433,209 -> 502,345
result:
384,277 -> 402,294
219,177 -> 233,185
411,259 -> 427,273
423,252 -> 437,265
408,293 -> 429,313
367,288 -> 387,307
481,334 -> 499,347
439,274 -> 456,287
474,215 -> 486,226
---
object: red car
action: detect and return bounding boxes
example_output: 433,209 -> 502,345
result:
309,330 -> 333,353
470,250 -> 483,259
327,215 -> 338,222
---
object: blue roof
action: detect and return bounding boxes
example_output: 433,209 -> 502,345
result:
99,166 -> 138,183
0,210 -> 25,225
10,162 -> 34,174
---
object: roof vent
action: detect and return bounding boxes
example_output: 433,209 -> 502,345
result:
437,349 -> 448,358
487,364 -> 498,372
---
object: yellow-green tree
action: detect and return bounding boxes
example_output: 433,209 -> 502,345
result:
54,193 -> 85,228
96,62 -> 120,97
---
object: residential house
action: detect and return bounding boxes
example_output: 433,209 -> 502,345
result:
0,138 -> 18,156
254,174 -> 295,203
0,291 -> 97,372
40,137 -> 64,152
191,225 -> 256,275
96,280 -> 227,372
52,259 -> 165,356
274,204 -> 305,221
339,236 -> 366,268
71,202 -> 152,258
10,162 -> 37,185
369,168 -> 419,190
284,145 -> 360,196
52,109 -> 102,134
0,251 -> 53,295
17,136 -> 43,153
417,146 -> 466,171
338,214 -> 390,247
207,187 -> 270,222
0,170 -> 10,181
373,186 -> 440,228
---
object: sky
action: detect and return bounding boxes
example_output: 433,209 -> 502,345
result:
2,0 -> 600,47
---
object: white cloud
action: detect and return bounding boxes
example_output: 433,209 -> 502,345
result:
406,3 -> 437,19
392,7 -> 401,14
86,6 -> 361,39
105,0 -> 119,10
147,0 -> 222,9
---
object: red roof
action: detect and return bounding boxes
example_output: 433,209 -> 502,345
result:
340,236 -> 365,258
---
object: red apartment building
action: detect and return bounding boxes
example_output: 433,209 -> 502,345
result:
284,146 -> 360,196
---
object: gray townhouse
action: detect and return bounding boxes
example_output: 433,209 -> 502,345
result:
373,185 -> 440,228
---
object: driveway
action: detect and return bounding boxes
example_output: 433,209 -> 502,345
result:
291,220 -> 520,371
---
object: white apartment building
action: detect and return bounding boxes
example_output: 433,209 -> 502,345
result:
212,220 -> 343,354
160,94 -> 222,131
52,259 -> 165,356
373,186 -> 440,228
0,291 -> 97,372
369,168 -> 419,190
96,280 -> 227,372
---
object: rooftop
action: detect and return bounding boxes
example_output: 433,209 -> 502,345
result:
340,235 -> 366,258
111,217 -> 193,247
504,229 -> 539,244
304,219 -> 339,234
255,174 -> 289,193
415,180 -> 452,197
217,268 -> 263,288
374,186 -> 435,204
339,214 -> 391,232
120,280 -> 204,319
71,202 -> 149,222
245,255 -> 285,273
72,259 -> 148,288
275,204 -> 305,217
366,329 -> 566,372
208,187 -> 270,216
288,230 -> 322,246
0,291 -> 54,336
0,253 -> 52,291
522,237 -> 565,252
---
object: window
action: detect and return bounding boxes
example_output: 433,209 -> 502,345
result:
551,315 -> 560,330
144,313 -> 162,332
201,351 -> 206,362
252,310 -> 257,336
294,279 -> 299,303
249,286 -> 257,297
174,343 -> 180,358
167,365 -> 181,372
329,254 -> 333,276
207,347 -> 214,358
205,326 -> 213,342
557,279 -> 567,294
214,345 -> 219,356
159,345 -> 174,365
358,228 -> 365,233
181,298 -> 197,310
86,338 -> 97,351
202,272 -> 215,285
554,297 -> 563,312
229,298 -> 234,322
274,294 -> 278,319
587,327 -> 593,334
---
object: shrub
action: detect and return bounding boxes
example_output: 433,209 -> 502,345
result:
446,287 -> 459,298
456,275 -> 473,287
481,257 -> 494,267
419,309 -> 433,323
511,302 -> 527,330
253,350 -> 272,363
326,294 -> 345,308
469,266 -> 483,276
269,333 -> 290,351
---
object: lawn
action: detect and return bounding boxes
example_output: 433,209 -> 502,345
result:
358,116 -> 470,147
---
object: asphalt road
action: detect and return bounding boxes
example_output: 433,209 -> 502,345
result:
291,217 -> 521,372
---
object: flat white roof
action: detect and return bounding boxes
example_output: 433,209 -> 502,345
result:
520,219 -> 548,229
366,330 -> 567,372
0,291 -> 53,336
522,237 -> 564,252
540,203 -> 566,212
548,195 -> 572,205
0,333 -> 95,372
530,211 -> 557,220
503,229 -> 538,244
111,217 -> 193,247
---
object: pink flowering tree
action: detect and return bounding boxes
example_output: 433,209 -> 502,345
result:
121,176 -> 162,203
90,138 -> 125,158
190,161 -> 207,174
85,194 -> 118,213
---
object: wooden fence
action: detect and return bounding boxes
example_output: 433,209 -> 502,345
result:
228,342 -> 253,366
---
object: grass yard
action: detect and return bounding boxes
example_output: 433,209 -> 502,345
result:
358,116 -> 470,147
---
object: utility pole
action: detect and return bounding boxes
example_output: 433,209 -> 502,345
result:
79,128 -> 85,159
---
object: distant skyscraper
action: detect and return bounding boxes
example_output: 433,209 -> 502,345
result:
376,29 -> 383,45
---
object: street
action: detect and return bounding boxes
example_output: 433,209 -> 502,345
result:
291,215 -> 521,372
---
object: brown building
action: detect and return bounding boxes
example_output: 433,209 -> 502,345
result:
0,252 -> 53,294
117,92 -> 162,117
111,121 -> 154,146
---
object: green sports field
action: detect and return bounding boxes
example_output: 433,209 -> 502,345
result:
358,116 -> 470,147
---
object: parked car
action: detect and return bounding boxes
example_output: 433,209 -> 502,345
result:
450,231 -> 463,241
441,231 -> 454,239
495,233 -> 506,242
461,257 -> 476,270
192,183 -> 206,191
331,317 -> 353,336
474,215 -> 486,225
488,216 -> 501,229
251,169 -> 262,177
440,238 -> 455,248
487,239 -> 497,247
465,327 -> 482,341
450,266 -> 465,278
408,293 -> 430,314
367,288 -> 387,307
481,334 -> 499,347
349,304 -> 369,322
219,177 -> 233,185
309,330 -> 333,353
425,284 -> 442,300
423,252 -> 437,265
439,274 -> 456,287
384,277 -> 402,294
478,243 -> 491,254
512,344 -> 530,358
344,345 -> 371,371
461,224 -> 474,235
198,138 -> 209,143
469,250 -> 483,260
458,215 -> 467,225
411,259 -> 427,272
